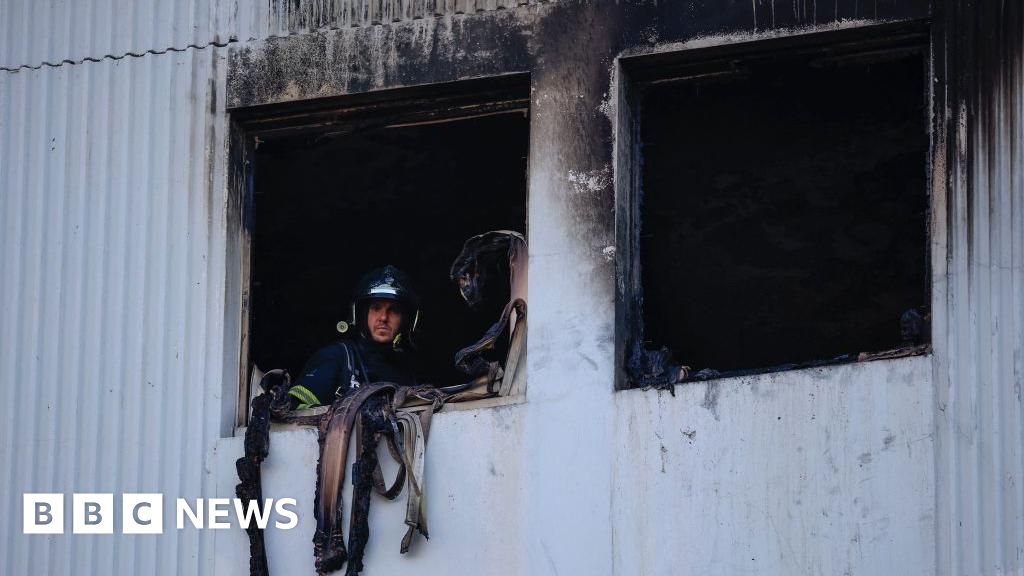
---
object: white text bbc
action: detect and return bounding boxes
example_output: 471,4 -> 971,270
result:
23,494 -> 298,534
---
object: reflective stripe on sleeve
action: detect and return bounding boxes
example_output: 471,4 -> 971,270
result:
289,385 -> 320,407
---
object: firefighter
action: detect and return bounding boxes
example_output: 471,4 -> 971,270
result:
287,265 -> 420,409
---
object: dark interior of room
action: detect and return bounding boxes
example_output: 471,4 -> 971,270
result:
251,111 -> 528,386
639,48 -> 929,376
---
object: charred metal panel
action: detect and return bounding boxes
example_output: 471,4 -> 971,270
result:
933,2 -> 1024,575
268,0 -> 552,33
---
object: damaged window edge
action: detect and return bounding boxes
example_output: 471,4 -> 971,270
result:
631,344 -> 932,392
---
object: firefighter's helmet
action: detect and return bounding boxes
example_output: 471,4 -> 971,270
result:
350,265 -> 420,344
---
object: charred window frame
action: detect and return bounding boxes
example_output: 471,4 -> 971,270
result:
615,23 -> 933,390
227,75 -> 531,428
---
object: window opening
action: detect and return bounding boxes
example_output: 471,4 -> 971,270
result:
237,78 -> 530,422
625,35 -> 930,387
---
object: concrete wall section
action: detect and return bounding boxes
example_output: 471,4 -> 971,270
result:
613,357 -> 935,576
213,406 -> 527,576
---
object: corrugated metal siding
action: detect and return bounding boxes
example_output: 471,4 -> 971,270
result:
0,0 -> 242,71
0,0 -> 550,71
0,47 -> 230,576
934,2 -> 1024,574
264,0 -> 545,33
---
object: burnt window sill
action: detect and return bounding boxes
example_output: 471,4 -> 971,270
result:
628,344 -> 931,392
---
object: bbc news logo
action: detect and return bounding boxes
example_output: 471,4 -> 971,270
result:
23,494 -> 298,534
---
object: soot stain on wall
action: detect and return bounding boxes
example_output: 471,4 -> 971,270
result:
531,2 -> 622,271
935,0 -> 1023,260
228,9 -> 537,108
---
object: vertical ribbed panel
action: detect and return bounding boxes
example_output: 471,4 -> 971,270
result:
0,0 -> 549,71
0,47 -> 229,576
263,0 -> 539,33
935,2 -> 1024,575
0,0 -> 238,70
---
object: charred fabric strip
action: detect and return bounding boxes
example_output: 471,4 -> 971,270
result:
387,392 -> 436,552
631,346 -> 689,393
236,391 -> 273,576
450,230 -> 528,386
343,394 -> 390,576
265,369 -> 299,421
450,230 -> 527,312
236,368 -> 295,576
314,383 -> 397,573
241,378 -> 441,576
454,298 -> 527,391
313,383 -> 440,575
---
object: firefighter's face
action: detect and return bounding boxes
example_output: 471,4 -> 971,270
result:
366,299 -> 404,344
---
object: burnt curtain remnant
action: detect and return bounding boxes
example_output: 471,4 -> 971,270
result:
638,47 -> 929,379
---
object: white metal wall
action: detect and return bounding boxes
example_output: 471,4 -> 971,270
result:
0,0 -> 247,71
0,0 -> 551,72
0,47 -> 230,575
933,4 -> 1024,575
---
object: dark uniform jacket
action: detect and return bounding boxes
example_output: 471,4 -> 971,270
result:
287,336 -> 417,408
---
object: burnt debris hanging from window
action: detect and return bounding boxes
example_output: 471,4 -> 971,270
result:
636,46 -> 929,383
251,111 -> 528,387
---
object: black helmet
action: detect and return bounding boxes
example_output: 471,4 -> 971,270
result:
350,265 -> 420,343
354,265 -> 419,307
